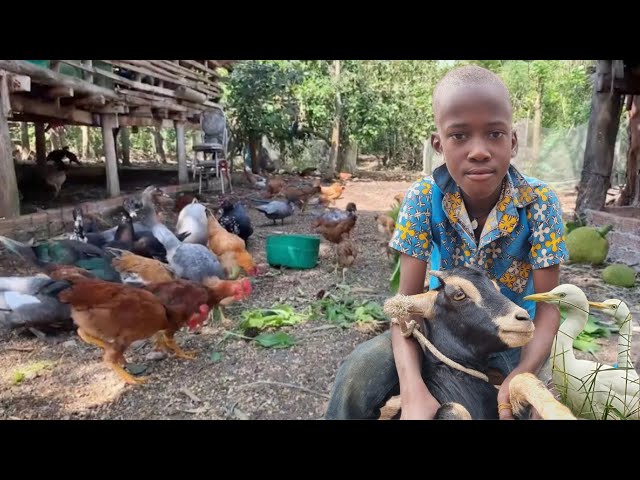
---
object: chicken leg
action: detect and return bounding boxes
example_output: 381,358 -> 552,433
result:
218,306 -> 233,328
77,328 -> 107,349
104,349 -> 147,384
156,331 -> 195,360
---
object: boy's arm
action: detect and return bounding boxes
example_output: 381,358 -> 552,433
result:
497,264 -> 561,419
391,254 -> 441,419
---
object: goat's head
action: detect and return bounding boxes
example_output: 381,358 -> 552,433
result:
384,266 -> 534,350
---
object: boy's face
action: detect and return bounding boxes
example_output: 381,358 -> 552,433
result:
431,84 -> 517,202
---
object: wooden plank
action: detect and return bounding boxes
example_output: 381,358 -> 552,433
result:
105,60 -> 182,87
0,60 -> 120,101
10,112 -> 98,127
175,120 -> 188,184
60,60 -> 179,99
9,95 -> 94,125
101,113 -> 120,197
179,60 -> 219,78
117,116 -> 176,129
117,88 -> 188,111
152,60 -> 210,83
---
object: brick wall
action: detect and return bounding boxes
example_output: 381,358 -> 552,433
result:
585,208 -> 640,271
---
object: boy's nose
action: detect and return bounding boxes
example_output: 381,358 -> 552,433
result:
467,140 -> 491,161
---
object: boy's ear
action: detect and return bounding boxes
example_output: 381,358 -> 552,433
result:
431,133 -> 443,155
511,130 -> 518,158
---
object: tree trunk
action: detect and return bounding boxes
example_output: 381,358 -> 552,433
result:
50,128 -> 61,150
112,127 -> 120,164
154,127 -> 166,164
575,60 -> 623,219
81,126 -> 90,159
34,122 -> 46,164
531,82 -> 543,164
617,95 -> 640,207
120,127 -> 131,166
0,83 -> 20,218
326,60 -> 342,181
20,122 -> 30,160
249,134 -> 261,174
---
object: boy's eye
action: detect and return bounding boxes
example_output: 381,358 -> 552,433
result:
489,131 -> 505,139
450,133 -> 466,140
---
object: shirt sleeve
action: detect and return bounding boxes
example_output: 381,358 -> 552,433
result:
388,178 -> 434,263
527,184 -> 569,269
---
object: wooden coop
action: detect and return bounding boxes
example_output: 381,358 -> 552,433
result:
576,60 -> 640,268
0,60 -> 235,219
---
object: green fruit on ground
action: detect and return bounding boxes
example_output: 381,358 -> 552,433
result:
602,264 -> 636,288
566,225 -> 613,265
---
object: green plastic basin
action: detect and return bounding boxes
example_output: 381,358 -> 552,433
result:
266,234 -> 320,269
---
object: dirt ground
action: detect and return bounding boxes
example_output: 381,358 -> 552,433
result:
0,171 -> 638,420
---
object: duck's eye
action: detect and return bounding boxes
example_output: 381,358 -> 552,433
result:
453,291 -> 466,301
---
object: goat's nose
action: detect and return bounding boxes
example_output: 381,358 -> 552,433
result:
515,310 -> 530,321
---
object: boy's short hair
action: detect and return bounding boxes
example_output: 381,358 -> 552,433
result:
432,65 -> 512,122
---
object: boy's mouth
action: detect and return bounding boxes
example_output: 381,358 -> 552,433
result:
465,167 -> 495,181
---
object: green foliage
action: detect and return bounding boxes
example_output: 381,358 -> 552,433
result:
310,286 -> 387,328
238,304 -> 307,333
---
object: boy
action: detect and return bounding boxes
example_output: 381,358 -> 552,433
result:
324,65 -> 568,420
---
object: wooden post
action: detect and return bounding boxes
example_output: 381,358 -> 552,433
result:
175,120 -> 188,184
0,75 -> 20,218
101,114 -> 120,197
617,95 -> 640,206
575,60 -> 623,219
34,122 -> 46,164
20,122 -> 30,159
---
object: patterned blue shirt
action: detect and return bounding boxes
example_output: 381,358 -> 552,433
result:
389,164 -> 569,319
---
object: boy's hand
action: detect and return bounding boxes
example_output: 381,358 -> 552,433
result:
401,383 -> 441,420
497,373 -> 515,420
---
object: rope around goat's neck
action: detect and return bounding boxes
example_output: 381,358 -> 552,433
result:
391,318 -> 489,383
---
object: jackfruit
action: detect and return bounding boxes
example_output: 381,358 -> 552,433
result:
566,225 -> 613,265
602,264 -> 636,288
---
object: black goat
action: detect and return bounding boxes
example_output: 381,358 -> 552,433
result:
383,266 -> 535,420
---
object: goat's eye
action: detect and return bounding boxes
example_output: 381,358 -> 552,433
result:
453,291 -> 466,301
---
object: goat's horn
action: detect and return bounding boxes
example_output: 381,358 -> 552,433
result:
428,270 -> 445,280
384,291 -> 437,320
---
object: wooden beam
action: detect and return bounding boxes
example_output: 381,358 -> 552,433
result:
117,116 -> 175,128
152,60 -> 210,83
0,73 -> 10,117
106,60 -> 182,87
46,86 -> 74,98
175,85 -> 207,104
101,113 -> 120,197
74,95 -> 106,108
0,60 -> 120,101
9,95 -> 94,125
7,74 -> 31,93
175,120 -> 188,184
180,60 -> 220,78
0,77 -> 20,218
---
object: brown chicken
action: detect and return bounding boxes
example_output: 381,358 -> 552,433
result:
319,182 -> 345,206
207,212 -> 257,277
110,250 -> 176,284
57,279 -> 175,385
267,177 -> 287,197
312,202 -> 357,244
374,213 -> 396,258
336,233 -> 357,283
279,182 -> 321,212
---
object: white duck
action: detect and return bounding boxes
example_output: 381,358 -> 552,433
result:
525,285 -> 640,420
